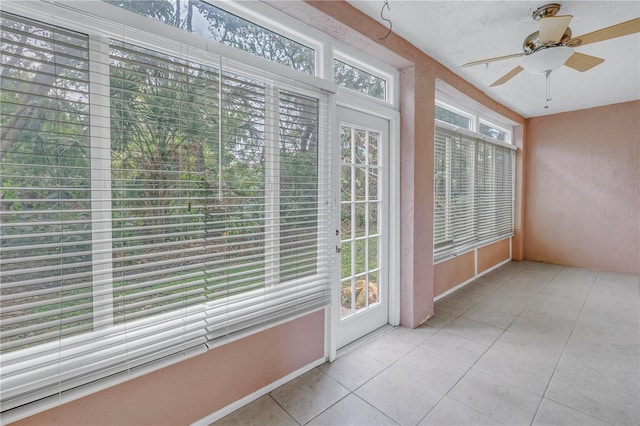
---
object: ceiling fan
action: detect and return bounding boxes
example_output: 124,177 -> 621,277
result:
461,3 -> 640,88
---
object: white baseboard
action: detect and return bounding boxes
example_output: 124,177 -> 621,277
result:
190,357 -> 327,426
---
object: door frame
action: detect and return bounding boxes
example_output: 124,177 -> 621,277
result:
326,91 -> 400,361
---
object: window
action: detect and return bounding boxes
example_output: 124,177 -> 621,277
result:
0,10 -> 330,415
479,121 -> 509,142
433,117 -> 515,261
435,104 -> 472,130
105,0 -> 315,74
333,59 -> 386,101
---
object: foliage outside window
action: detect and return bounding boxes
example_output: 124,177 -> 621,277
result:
105,0 -> 315,74
0,10 -> 328,415
333,59 -> 386,101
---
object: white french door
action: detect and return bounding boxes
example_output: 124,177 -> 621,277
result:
336,106 -> 389,349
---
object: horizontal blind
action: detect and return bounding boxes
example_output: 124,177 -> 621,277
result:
1,11 -> 331,417
433,126 -> 475,259
433,124 -> 515,261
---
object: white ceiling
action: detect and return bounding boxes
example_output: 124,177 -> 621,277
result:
348,1 -> 640,118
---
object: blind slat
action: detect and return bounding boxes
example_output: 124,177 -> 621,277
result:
434,124 -> 515,260
1,11 -> 331,417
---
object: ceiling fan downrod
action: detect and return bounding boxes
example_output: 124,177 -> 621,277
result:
544,70 -> 552,109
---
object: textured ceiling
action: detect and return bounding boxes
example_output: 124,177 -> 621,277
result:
348,1 -> 640,118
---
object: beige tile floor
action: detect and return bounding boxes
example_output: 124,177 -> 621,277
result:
212,261 -> 640,426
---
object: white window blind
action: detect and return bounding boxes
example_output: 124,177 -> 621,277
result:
0,11 -> 331,419
434,124 -> 515,261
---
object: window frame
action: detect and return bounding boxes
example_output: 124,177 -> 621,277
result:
210,0 -> 326,77
0,0 -> 400,420
479,119 -> 511,144
0,1 -> 335,420
433,100 -> 516,263
435,100 -> 475,131
333,50 -> 394,103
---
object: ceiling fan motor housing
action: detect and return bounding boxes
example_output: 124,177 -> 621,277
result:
523,27 -> 572,53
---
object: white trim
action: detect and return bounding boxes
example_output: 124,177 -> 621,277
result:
336,94 -> 399,121
479,118 -> 512,144
434,234 -> 515,265
435,121 -> 517,151
474,249 -> 479,276
213,0 -> 325,65
88,34 -> 114,329
435,100 -> 476,131
264,83 -> 281,287
334,107 -> 393,348
328,95 -> 341,363
435,85 -> 517,136
388,113 -> 401,327
334,50 -> 395,104
434,256 -> 512,302
190,356 -> 326,426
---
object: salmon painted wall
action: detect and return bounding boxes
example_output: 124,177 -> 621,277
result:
11,311 -> 325,426
434,252 -> 475,296
478,239 -> 511,274
434,238 -> 511,297
525,100 -> 640,274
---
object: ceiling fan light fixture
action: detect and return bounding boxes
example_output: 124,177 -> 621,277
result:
521,46 -> 574,74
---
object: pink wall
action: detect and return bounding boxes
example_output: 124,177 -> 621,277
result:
478,239 -> 511,274
11,311 -> 325,426
434,252 -> 475,296
525,100 -> 640,274
433,238 -> 511,297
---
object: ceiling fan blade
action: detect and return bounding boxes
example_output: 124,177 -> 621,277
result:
490,66 -> 524,87
564,52 -> 605,72
569,17 -> 640,47
539,15 -> 573,43
460,53 -> 523,68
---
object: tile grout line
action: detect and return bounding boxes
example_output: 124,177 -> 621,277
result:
414,266 -> 531,425
418,263 -> 565,425
266,393 -> 302,426
528,267 -> 601,426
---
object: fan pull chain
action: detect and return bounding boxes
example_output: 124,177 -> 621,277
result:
544,70 -> 552,109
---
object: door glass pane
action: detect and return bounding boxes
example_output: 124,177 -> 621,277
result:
354,167 -> 366,201
341,166 -> 352,202
368,272 -> 379,305
355,202 -> 367,238
341,241 -> 352,279
355,239 -> 367,275
369,237 -> 379,270
340,123 -> 383,319
369,132 -> 379,166
354,129 -> 366,164
341,203 -> 352,240
340,279 -> 352,313
341,126 -> 352,161
369,203 -> 379,236
368,167 -> 379,201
